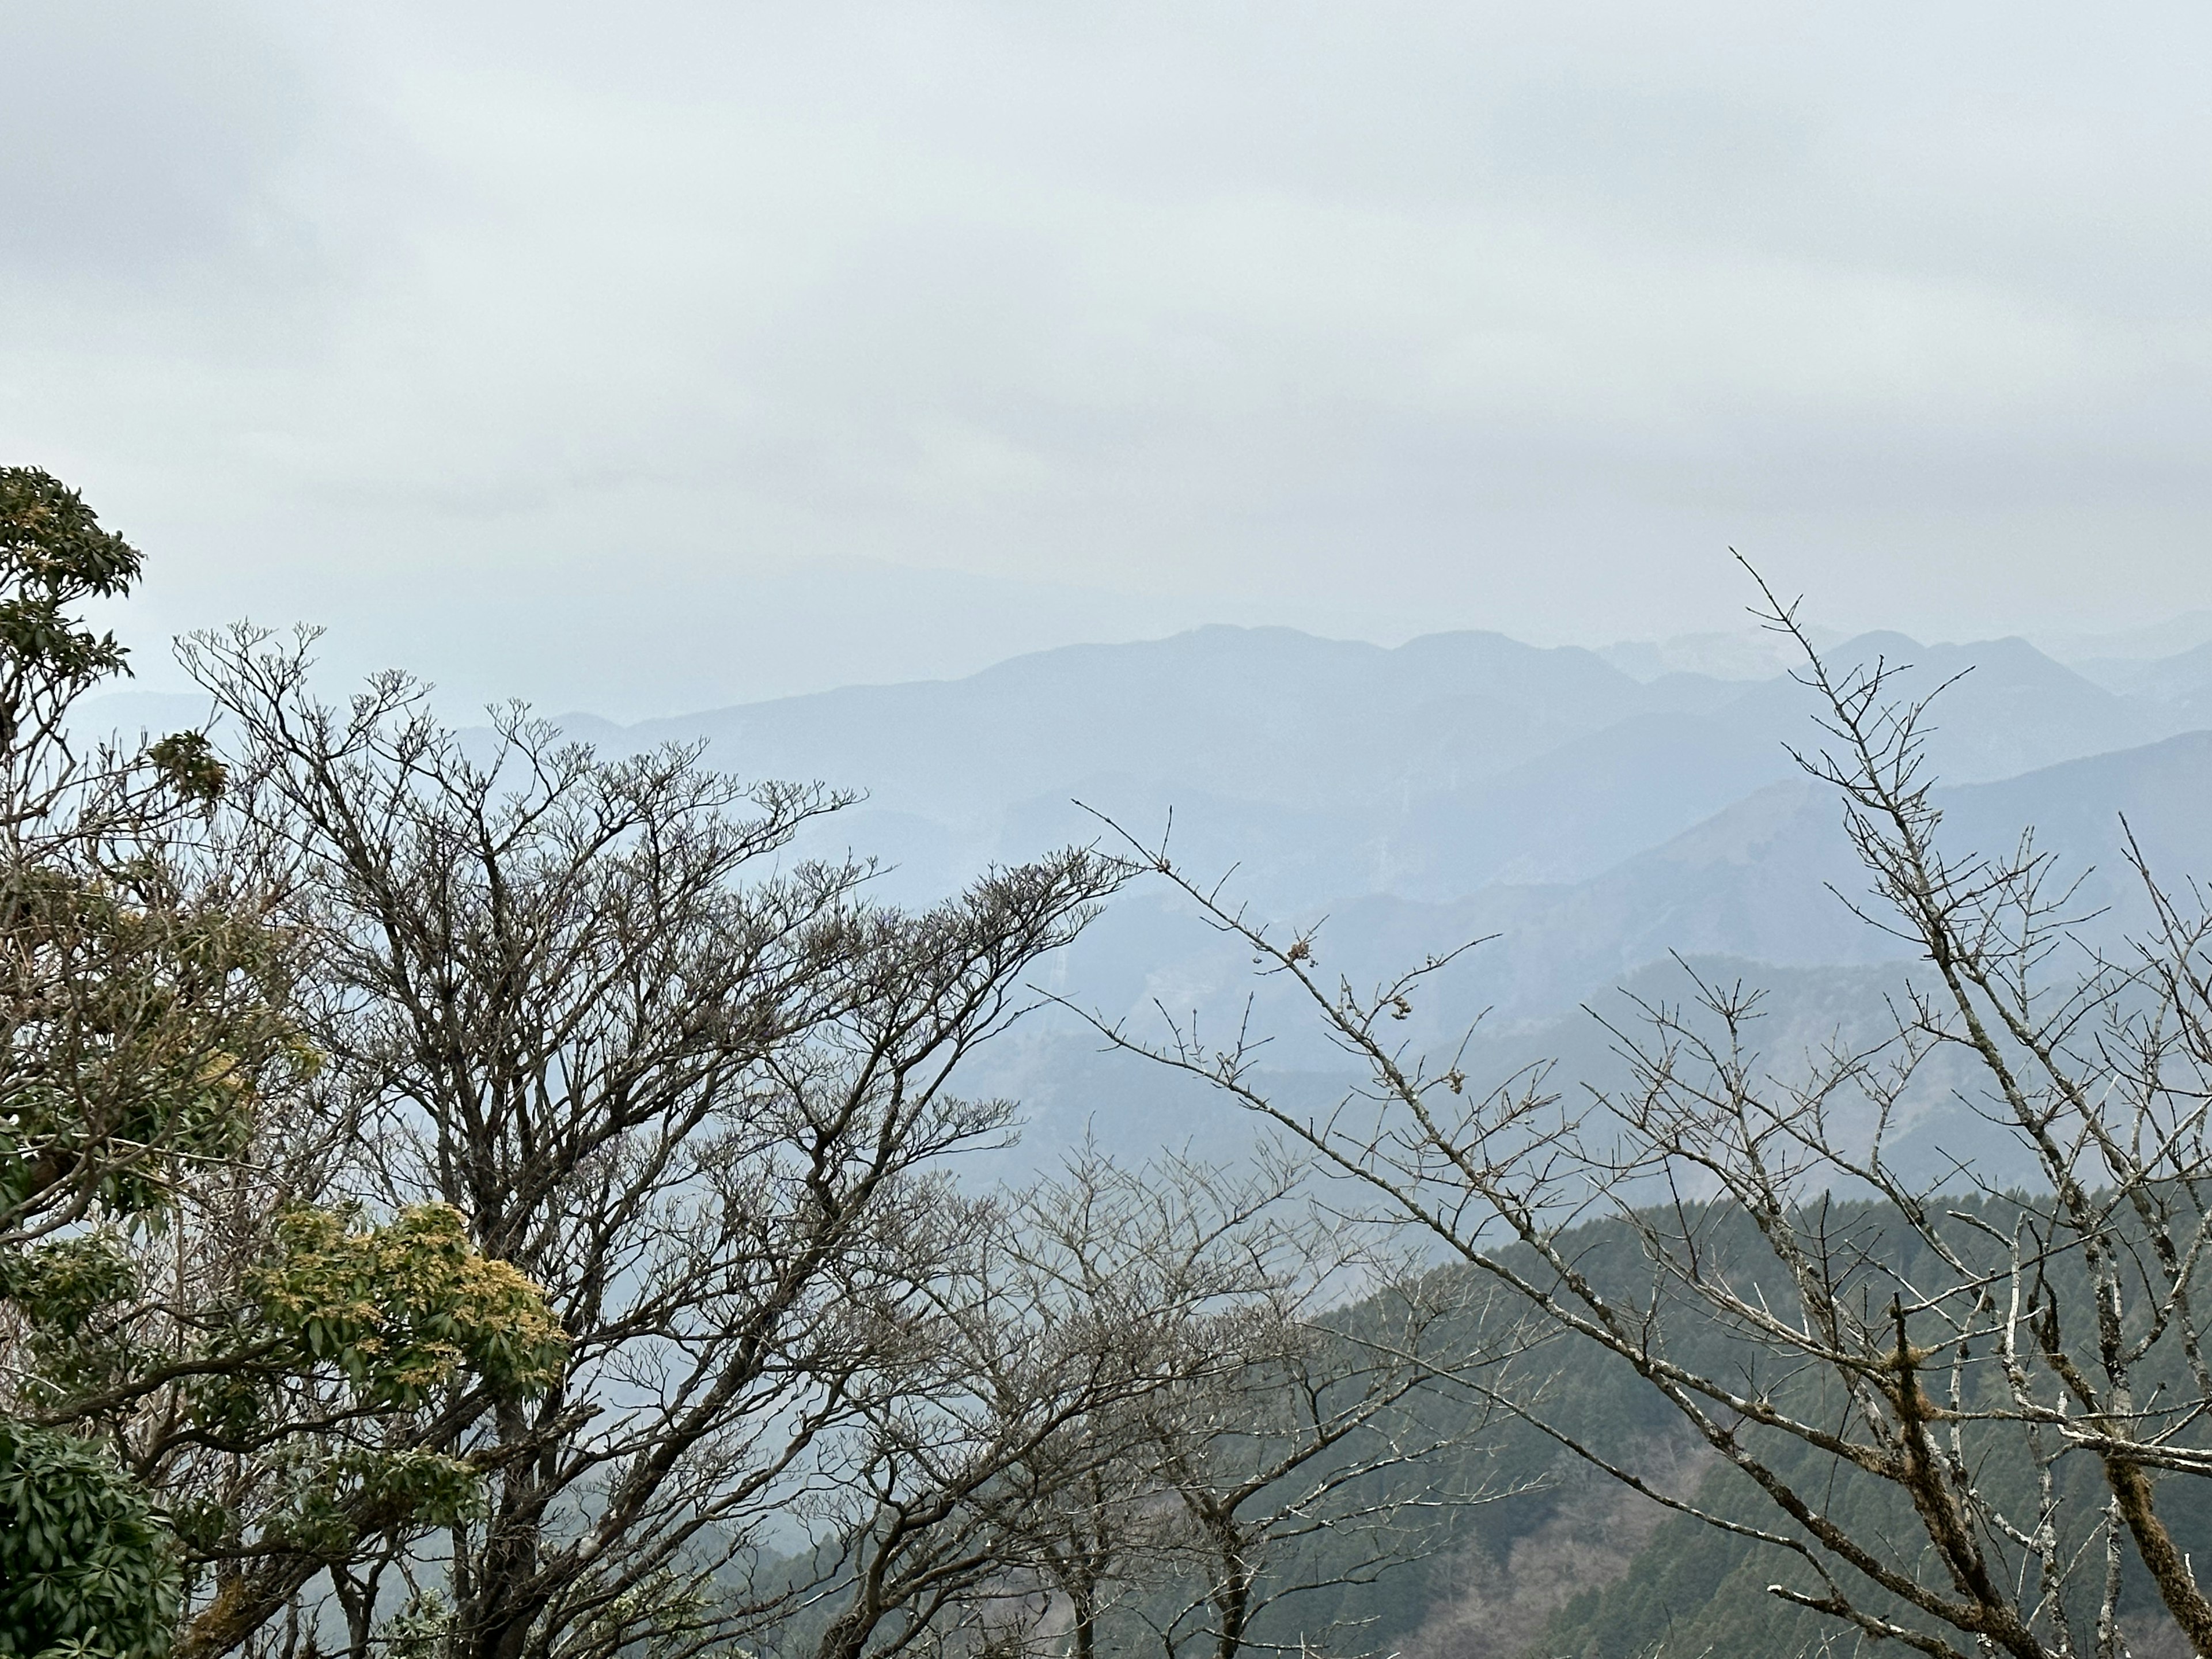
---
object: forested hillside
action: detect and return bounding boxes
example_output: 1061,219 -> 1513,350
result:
1156,1200 -> 2212,1659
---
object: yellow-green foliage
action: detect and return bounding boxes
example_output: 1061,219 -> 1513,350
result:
248,1202 -> 567,1409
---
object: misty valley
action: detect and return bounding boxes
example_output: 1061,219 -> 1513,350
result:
13,470 -> 2212,1659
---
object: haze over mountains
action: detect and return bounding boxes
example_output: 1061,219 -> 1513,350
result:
81,616 -> 2212,1173
556,622 -> 2209,894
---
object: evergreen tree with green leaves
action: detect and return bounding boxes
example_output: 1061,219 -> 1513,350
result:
0,470 -> 566,1659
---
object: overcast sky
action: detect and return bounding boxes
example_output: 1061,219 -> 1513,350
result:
5,2 -> 2211,717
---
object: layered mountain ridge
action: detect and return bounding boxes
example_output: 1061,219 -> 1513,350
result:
75,620 -> 2212,1169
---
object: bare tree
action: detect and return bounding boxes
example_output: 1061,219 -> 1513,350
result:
995,1152 -> 1306,1659
792,1175 -> 1175,1659
1131,1243 -> 1492,1659
1001,1152 -> 1502,1659
3,470 -> 1504,1659
1081,579 -> 2212,1659
181,627 -> 1124,1659
779,1145 -> 1501,1659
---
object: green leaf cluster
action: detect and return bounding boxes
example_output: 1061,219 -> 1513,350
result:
0,1417 -> 178,1659
1,1233 -> 136,1339
261,1444 -> 486,1558
0,467 -> 141,704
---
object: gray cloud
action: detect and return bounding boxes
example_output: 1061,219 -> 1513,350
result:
5,0 -> 2210,715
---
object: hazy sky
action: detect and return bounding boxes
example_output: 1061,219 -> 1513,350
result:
6,2 -> 2211,716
